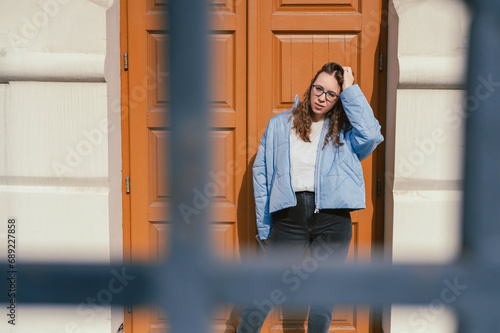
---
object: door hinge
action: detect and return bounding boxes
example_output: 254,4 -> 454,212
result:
376,177 -> 381,196
123,52 -> 128,71
126,176 -> 130,194
379,53 -> 383,72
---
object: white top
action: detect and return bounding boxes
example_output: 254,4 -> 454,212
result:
290,119 -> 324,192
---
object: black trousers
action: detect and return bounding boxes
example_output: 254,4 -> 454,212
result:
236,192 -> 352,333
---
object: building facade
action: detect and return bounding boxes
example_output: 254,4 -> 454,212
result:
0,0 -> 469,332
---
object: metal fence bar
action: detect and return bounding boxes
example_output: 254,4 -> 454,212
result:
14,264 -> 154,305
462,0 -> 500,267
168,0 -> 211,259
459,0 -> 500,331
3,261 -> 497,308
166,0 -> 212,332
206,262 -> 470,306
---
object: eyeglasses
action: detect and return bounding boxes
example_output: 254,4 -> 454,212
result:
312,84 -> 340,102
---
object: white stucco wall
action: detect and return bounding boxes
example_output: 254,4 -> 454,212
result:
385,0 -> 470,332
0,0 -> 121,332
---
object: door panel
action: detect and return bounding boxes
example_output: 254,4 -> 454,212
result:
124,0 -> 247,332
124,0 -> 171,331
207,0 -> 248,262
123,0 -> 384,332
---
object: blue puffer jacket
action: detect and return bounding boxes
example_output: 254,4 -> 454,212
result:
253,84 -> 384,240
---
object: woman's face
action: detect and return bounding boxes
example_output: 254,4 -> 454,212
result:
310,72 -> 341,122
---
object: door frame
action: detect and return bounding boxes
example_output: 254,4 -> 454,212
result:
120,0 -> 132,329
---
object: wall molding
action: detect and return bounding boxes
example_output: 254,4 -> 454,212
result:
398,55 -> 467,89
0,51 -> 105,82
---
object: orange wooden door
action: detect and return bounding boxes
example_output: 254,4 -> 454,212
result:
122,0 -> 248,332
122,0 -> 385,332
247,0 -> 385,332
122,0 -> 171,331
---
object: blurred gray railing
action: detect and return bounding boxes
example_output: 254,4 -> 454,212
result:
3,0 -> 500,332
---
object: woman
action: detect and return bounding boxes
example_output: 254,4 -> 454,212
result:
237,62 -> 383,333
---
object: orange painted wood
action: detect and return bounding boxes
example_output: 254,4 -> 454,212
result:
125,0 -> 172,331
247,0 -> 386,331
124,0 -> 248,331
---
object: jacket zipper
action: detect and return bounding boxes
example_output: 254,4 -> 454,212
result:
314,122 -> 327,213
289,120 -> 297,206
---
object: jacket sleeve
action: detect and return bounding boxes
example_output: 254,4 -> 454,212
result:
340,84 -> 384,161
252,124 -> 273,240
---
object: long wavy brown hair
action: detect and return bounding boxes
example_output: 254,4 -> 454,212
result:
290,62 -> 351,149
